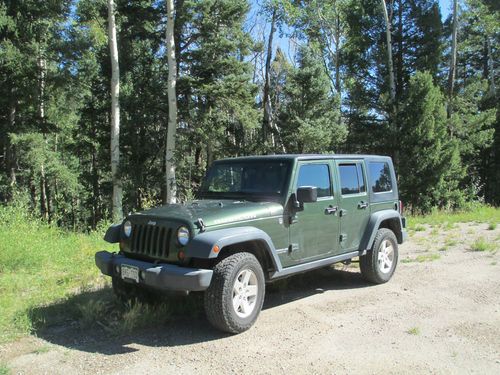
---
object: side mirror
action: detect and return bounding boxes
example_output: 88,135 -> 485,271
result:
297,186 -> 318,204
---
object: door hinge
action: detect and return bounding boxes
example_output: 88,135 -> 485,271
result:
340,234 -> 347,243
288,243 -> 299,253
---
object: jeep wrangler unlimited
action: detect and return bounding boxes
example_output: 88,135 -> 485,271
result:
96,155 -> 407,333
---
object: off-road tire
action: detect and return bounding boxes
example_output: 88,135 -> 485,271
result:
204,252 -> 265,334
360,228 -> 398,284
112,276 -> 155,304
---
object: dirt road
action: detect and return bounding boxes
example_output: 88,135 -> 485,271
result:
1,222 -> 499,374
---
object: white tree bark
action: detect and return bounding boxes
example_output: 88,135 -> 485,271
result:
108,0 -> 123,221
165,0 -> 177,204
381,0 -> 396,105
448,0 -> 458,98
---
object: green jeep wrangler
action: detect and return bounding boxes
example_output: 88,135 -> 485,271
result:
96,154 -> 407,333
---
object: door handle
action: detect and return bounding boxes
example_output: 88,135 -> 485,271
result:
339,209 -> 347,217
358,201 -> 369,209
324,205 -> 338,215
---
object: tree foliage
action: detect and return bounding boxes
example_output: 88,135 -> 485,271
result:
0,0 -> 498,226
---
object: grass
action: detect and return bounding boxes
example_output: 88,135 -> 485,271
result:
406,327 -> 420,335
470,239 -> 496,253
401,253 -> 441,263
0,205 -> 114,343
488,222 -> 497,230
408,204 -> 500,231
31,346 -> 51,355
0,364 -> 9,375
408,204 -> 500,229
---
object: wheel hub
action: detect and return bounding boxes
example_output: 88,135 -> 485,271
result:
377,239 -> 394,274
232,269 -> 258,319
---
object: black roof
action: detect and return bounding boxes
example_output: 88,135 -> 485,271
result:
217,154 -> 392,162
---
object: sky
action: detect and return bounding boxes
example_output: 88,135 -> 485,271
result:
439,0 -> 452,19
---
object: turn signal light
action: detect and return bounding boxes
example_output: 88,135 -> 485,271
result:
213,245 -> 220,254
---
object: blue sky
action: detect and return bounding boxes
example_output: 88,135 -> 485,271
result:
439,0 -> 452,19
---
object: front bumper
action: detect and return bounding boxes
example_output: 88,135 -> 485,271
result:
95,251 -> 213,292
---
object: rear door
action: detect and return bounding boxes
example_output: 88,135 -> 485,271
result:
336,160 -> 370,252
289,161 -> 340,262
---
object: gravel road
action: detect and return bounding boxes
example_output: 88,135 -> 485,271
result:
1,222 -> 499,374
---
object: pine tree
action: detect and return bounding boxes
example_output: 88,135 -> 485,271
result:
399,72 -> 464,212
278,45 -> 346,153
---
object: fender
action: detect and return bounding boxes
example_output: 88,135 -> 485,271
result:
185,226 -> 282,271
360,210 -> 404,251
104,223 -> 121,243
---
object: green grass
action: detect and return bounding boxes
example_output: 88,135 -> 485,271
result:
488,222 -> 497,230
401,253 -> 441,263
0,364 -> 10,375
406,327 -> 420,335
0,205 -> 114,342
470,239 -> 496,252
413,224 -> 426,232
31,346 -> 51,355
408,204 -> 500,228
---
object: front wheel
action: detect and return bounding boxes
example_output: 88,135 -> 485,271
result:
360,228 -> 399,284
204,252 -> 265,333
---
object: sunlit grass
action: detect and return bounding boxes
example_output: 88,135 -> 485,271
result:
0,205 -> 114,342
408,204 -> 500,229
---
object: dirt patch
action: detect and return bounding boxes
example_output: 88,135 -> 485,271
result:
1,222 -> 499,374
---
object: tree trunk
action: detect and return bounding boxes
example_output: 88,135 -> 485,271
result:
107,0 -> 123,221
8,98 -> 16,191
486,37 -> 496,97
262,7 -> 276,147
40,164 -> 48,220
334,13 -> 341,97
165,0 -> 178,204
381,0 -> 396,107
37,54 -> 50,221
396,0 -> 403,100
448,0 -> 458,98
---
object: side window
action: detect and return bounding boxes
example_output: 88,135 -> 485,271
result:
297,164 -> 332,198
369,162 -> 393,193
339,163 -> 366,195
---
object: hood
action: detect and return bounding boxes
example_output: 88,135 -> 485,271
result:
131,199 -> 284,228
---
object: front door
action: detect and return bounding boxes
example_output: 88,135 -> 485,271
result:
336,160 -> 370,252
289,162 -> 340,262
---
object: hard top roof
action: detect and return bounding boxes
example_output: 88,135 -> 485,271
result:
216,154 -> 392,162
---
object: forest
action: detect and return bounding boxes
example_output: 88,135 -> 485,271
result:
0,0 -> 498,230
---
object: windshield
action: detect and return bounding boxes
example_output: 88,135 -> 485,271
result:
199,160 -> 291,199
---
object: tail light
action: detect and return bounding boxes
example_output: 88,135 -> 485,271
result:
398,200 -> 403,215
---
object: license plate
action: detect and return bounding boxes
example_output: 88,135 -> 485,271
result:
121,265 -> 139,283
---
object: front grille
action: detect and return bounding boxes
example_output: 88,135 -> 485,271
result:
130,224 -> 172,258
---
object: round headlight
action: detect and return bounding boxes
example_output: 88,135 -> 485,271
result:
123,220 -> 132,238
177,226 -> 190,246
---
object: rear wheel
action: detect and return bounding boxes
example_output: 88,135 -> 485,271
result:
360,228 -> 398,284
204,252 -> 265,334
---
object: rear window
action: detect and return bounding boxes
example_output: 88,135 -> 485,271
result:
339,163 -> 366,195
369,162 -> 393,193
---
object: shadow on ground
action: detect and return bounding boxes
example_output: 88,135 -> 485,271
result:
31,266 -> 370,355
